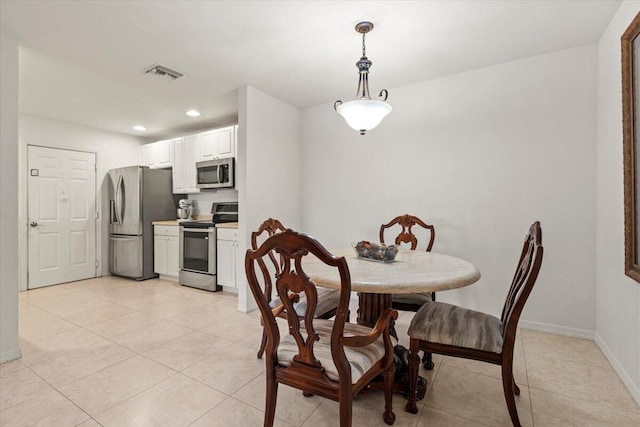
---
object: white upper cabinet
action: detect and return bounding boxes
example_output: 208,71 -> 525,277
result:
154,140 -> 173,168
199,130 -> 217,160
217,126 -> 235,158
143,125 -> 236,194
172,137 -> 186,193
142,144 -> 154,167
142,139 -> 174,169
173,135 -> 200,194
197,126 -> 236,161
184,134 -> 200,192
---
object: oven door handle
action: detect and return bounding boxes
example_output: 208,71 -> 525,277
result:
181,228 -> 215,233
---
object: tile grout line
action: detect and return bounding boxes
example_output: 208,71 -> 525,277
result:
421,358 -> 493,426
87,370 -> 182,422
522,331 -> 535,427
231,372 -> 323,426
175,355 -> 252,396
0,364 -> 93,424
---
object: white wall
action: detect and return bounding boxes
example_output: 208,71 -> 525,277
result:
596,1 -> 640,404
19,114 -> 144,284
0,31 -> 21,363
237,85 -> 302,312
302,45 -> 598,334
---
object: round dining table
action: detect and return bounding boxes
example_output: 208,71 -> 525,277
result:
303,248 -> 481,398
303,248 -> 480,327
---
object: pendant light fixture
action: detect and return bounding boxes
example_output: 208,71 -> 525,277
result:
334,21 -> 391,135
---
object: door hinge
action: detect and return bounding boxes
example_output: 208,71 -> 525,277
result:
96,211 -> 99,219
95,260 -> 99,268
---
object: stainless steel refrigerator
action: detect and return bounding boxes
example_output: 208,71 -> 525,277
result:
109,166 -> 176,280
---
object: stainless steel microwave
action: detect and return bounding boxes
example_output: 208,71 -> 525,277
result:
196,158 -> 234,189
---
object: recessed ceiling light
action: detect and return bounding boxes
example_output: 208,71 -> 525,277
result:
186,110 -> 201,117
133,125 -> 146,131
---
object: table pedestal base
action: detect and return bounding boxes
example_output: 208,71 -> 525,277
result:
357,345 -> 427,400
357,292 -> 393,329
357,293 -> 427,401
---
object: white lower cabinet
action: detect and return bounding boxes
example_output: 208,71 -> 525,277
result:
154,225 -> 179,278
216,227 -> 238,288
166,236 -> 180,277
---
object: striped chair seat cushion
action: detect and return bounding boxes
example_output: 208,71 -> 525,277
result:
269,287 -> 340,318
392,292 -> 433,305
277,319 -> 395,383
408,300 -> 504,354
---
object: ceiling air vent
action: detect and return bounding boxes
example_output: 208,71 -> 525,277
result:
143,64 -> 183,81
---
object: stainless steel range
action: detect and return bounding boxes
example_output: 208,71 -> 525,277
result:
178,202 -> 238,292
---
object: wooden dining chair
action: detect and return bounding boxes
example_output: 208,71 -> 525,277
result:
380,214 -> 436,369
405,222 -> 543,427
252,218 -> 342,359
246,229 -> 398,427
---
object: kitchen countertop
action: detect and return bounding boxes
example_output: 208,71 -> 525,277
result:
152,220 -> 181,226
151,220 -> 239,229
216,222 -> 238,229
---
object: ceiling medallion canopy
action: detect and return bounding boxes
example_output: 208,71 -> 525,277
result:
334,21 -> 392,135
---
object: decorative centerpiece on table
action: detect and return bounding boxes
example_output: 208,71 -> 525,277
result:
352,241 -> 398,262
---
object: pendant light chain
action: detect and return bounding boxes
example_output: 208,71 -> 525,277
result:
362,33 -> 366,57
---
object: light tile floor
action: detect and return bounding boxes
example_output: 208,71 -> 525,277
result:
1,276 -> 639,426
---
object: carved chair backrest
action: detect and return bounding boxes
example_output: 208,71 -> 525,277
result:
379,214 -> 435,251
251,218 -> 287,302
245,229 -> 353,383
499,221 -> 543,347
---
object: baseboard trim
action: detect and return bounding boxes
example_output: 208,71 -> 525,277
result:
594,332 -> 640,406
518,320 -> 595,339
0,347 -> 22,364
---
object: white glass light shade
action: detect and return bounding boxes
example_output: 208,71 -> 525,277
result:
336,99 -> 392,134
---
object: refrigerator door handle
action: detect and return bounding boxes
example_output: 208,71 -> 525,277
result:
115,174 -> 124,226
109,200 -> 116,224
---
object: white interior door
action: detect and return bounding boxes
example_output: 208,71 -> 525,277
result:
28,146 -> 97,288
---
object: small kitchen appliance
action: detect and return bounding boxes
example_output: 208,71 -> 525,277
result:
196,157 -> 234,189
177,199 -> 192,220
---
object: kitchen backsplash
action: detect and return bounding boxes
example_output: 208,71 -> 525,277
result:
188,190 -> 238,216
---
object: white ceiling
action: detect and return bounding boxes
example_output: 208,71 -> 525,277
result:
0,1 -> 621,140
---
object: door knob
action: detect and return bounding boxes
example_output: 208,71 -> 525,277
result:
30,221 -> 39,227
